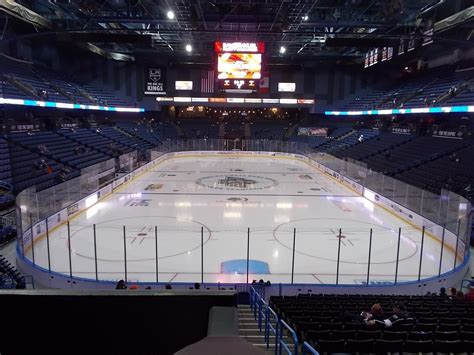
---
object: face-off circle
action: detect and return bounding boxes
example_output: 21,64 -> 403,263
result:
196,174 -> 279,190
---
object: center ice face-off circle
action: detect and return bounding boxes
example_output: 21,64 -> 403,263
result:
195,174 -> 279,190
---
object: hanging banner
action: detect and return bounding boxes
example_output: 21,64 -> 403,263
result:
144,67 -> 166,95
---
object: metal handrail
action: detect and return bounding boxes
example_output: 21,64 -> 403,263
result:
302,342 -> 319,355
258,295 -> 267,332
250,286 -> 299,354
279,319 -> 299,355
266,306 -> 279,352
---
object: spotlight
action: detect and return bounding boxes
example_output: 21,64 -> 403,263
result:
167,10 -> 175,19
185,44 -> 192,52
302,15 -> 308,21
279,46 -> 286,54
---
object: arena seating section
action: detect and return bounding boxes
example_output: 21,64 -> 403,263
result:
252,121 -> 290,140
0,138 -> 12,185
330,133 -> 473,197
287,125 -> 474,198
1,124 -> 168,193
0,254 -> 25,289
0,57 -> 133,106
179,120 -> 219,139
0,123 -> 471,202
270,293 -> 474,353
342,68 -> 474,110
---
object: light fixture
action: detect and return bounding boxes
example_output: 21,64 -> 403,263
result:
279,46 -> 286,54
185,44 -> 192,52
302,15 -> 308,21
167,10 -> 175,19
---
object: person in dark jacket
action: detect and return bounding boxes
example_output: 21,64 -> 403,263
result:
115,279 -> 127,290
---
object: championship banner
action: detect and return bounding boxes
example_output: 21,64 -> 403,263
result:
144,67 -> 166,95
422,19 -> 434,46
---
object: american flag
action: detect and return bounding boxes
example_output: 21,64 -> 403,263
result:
201,70 -> 214,93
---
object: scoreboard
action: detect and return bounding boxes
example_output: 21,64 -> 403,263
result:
220,79 -> 258,91
215,41 -> 265,92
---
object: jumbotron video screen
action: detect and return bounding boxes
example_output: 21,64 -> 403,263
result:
217,53 -> 262,80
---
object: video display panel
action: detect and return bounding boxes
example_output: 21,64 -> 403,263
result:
217,53 -> 262,80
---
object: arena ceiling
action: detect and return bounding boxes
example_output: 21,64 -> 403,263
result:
1,0 -> 471,62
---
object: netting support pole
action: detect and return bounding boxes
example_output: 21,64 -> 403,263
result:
367,229 -> 373,286
395,228 -> 401,285
46,218 -> 51,273
454,219 -> 461,270
438,225 -> 446,277
29,213 -> 35,266
155,226 -> 159,283
201,226 -> 204,285
336,228 -> 342,285
291,228 -> 296,285
67,221 -> 72,279
123,225 -> 128,283
246,227 -> 250,285
93,224 -> 98,282
418,226 -> 425,282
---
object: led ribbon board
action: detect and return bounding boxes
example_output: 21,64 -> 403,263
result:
325,105 -> 474,116
0,98 -> 144,112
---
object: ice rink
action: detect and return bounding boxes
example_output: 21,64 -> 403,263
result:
25,154 -> 455,285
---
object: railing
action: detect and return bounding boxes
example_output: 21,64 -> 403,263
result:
249,286 -> 315,355
267,306 -> 279,351
15,140 -> 471,288
279,320 -> 299,355
302,342 -> 319,355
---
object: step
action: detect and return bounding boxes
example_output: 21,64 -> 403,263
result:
238,319 -> 258,322
240,334 -> 276,340
239,330 -> 265,336
238,309 -> 254,313
252,343 -> 275,349
238,313 -> 255,318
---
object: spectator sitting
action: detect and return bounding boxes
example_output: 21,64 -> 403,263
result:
465,286 -> 474,302
38,144 -> 48,154
448,287 -> 457,299
115,279 -> 127,290
438,287 -> 447,297
449,86 -> 457,97
362,304 -> 393,329
388,303 -> 410,327
57,171 -> 67,182
455,290 -> 465,301
194,283 -> 201,290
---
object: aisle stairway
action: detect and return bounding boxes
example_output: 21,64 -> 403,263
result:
238,305 -> 275,354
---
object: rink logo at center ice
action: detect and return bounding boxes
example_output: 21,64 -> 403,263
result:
196,174 -> 279,190
218,176 -> 256,188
